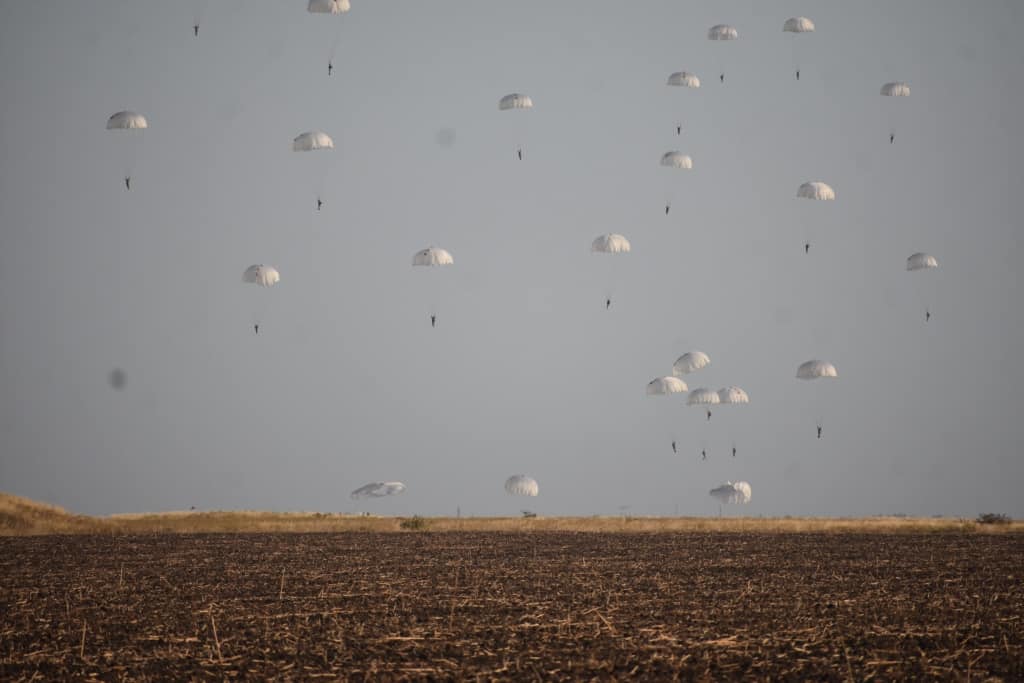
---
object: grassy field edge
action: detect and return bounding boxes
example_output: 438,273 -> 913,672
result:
3,491 -> 1020,535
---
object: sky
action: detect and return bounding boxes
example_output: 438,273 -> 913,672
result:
1,1 -> 1022,518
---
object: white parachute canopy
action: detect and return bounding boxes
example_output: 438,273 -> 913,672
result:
106,111 -> 148,130
717,386 -> 750,405
307,0 -> 350,14
880,82 -> 911,97
293,131 -> 334,152
351,481 -> 405,499
591,234 -> 631,254
707,24 -> 738,40
505,475 -> 539,497
796,360 -> 838,380
646,376 -> 688,396
673,351 -> 711,376
667,71 -> 701,88
412,247 -> 454,266
797,181 -> 835,200
907,252 -> 939,271
709,481 -> 752,505
660,152 -> 693,169
499,93 -> 533,111
783,17 -> 815,33
687,387 -> 720,407
242,264 -> 280,287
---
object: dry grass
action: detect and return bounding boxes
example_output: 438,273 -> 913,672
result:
2,491 -> 1020,536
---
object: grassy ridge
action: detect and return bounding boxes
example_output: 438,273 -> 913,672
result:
2,491 -> 1020,535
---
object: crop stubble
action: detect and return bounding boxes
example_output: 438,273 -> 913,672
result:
1,532 -> 1021,681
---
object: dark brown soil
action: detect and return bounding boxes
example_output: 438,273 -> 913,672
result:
1,532 -> 1021,681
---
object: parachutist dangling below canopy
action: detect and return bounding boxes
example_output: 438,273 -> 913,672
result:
328,62 -> 333,76
671,441 -> 677,454
125,176 -> 131,191
194,24 -> 199,37
431,315 -> 436,328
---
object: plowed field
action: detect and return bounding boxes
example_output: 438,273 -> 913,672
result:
2,532 -> 1021,680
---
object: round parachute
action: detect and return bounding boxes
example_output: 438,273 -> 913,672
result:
797,181 -> 835,200
660,152 -> 693,169
796,360 -> 838,380
880,82 -> 911,97
307,0 -> 350,14
351,481 -> 405,499
717,386 -> 750,405
687,387 -> 720,406
673,351 -> 711,376
707,24 -> 738,40
242,264 -> 280,287
412,247 -> 454,266
907,252 -> 939,271
709,481 -> 752,505
505,475 -> 539,497
591,234 -> 631,254
499,93 -> 533,111
293,131 -> 334,152
783,17 -> 815,33
106,111 -> 148,130
646,376 -> 688,396
667,71 -> 701,88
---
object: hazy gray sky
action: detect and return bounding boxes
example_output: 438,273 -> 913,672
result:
1,1 -> 1022,518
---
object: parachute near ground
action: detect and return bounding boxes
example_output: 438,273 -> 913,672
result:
667,71 -> 701,88
707,24 -> 738,40
797,181 -> 835,200
292,131 -> 334,152
505,475 -> 539,497
351,481 -> 405,499
499,93 -> 533,110
307,0 -> 350,14
106,111 -> 148,130
660,152 -> 693,169
709,481 -> 752,505
907,252 -> 939,271
673,351 -> 711,376
717,386 -> 750,405
646,377 -> 688,396
591,234 -> 631,254
783,17 -> 815,33
243,264 -> 280,287
796,360 -> 838,380
880,82 -> 911,97
412,247 -> 454,266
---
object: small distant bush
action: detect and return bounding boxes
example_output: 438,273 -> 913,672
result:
976,513 -> 1011,525
400,516 -> 428,531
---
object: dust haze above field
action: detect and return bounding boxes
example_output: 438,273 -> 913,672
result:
0,1 -> 1022,518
